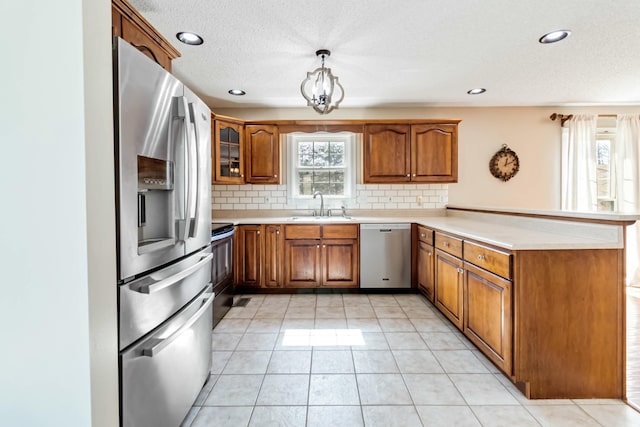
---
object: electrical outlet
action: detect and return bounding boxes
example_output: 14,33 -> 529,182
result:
416,195 -> 423,206
439,195 -> 446,203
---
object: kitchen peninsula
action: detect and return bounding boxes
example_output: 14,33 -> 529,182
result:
215,205 -> 639,400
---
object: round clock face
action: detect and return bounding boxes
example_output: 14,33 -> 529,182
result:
489,145 -> 520,181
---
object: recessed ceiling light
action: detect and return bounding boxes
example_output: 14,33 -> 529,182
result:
539,30 -> 571,44
228,89 -> 246,96
176,32 -> 203,45
467,88 -> 486,95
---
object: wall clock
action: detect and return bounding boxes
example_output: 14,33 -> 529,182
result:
489,144 -> 520,181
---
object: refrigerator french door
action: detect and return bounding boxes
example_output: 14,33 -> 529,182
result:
113,38 -> 212,427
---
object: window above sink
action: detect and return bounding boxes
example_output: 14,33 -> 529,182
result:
286,132 -> 357,209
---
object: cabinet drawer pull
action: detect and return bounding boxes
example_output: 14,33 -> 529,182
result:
427,252 -> 432,256
420,233 -> 426,238
323,244 -> 326,248
443,241 -> 449,247
406,174 -> 410,177
477,254 -> 485,260
317,245 -> 320,248
274,174 -> 278,178
412,174 -> 416,177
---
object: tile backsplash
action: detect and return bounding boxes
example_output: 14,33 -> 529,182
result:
211,183 -> 448,211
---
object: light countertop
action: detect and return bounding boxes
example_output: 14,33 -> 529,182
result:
213,207 -> 634,250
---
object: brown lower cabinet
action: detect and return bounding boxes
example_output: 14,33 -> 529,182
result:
416,225 -> 435,302
235,224 -> 284,288
464,262 -> 512,375
235,225 -> 263,287
235,223 -> 358,289
434,249 -> 464,330
417,228 -> 623,400
284,225 -> 359,288
263,225 -> 284,288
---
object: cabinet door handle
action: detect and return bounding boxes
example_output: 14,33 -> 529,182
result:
274,174 -> 278,178
323,245 -> 326,248
427,252 -> 432,256
477,254 -> 485,260
257,231 -> 260,235
406,174 -> 410,177
276,230 -> 280,235
457,267 -> 464,274
317,245 -> 320,248
412,174 -> 416,177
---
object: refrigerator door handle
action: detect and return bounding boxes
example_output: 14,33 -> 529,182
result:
179,96 -> 194,242
172,96 -> 189,241
134,253 -> 213,294
187,102 -> 200,239
142,291 -> 215,357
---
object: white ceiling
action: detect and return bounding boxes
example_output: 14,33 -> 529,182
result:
130,0 -> 640,111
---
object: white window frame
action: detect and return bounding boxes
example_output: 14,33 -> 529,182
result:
595,129 -> 617,211
286,132 -> 357,206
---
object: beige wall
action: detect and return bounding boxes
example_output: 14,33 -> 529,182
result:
215,106 -> 640,210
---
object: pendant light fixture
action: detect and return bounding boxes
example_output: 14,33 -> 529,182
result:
300,49 -> 344,114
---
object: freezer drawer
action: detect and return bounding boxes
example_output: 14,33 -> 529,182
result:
360,224 -> 411,288
119,247 -> 212,350
120,288 -> 213,427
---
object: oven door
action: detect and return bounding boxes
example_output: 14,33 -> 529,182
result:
212,229 -> 234,287
211,231 -> 234,327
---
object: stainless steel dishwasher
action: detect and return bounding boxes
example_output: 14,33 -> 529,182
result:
360,224 -> 411,288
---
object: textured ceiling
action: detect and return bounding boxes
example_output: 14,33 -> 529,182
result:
130,0 -> 640,111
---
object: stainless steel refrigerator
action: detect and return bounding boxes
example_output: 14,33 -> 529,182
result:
113,38 -> 212,427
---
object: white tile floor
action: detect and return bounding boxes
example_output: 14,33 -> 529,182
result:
182,293 -> 640,427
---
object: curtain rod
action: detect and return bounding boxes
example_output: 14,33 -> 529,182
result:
549,113 -> 617,126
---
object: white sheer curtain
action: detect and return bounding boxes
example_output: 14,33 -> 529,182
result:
561,114 -> 598,211
616,114 -> 640,286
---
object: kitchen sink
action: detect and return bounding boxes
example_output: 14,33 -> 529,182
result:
288,216 -> 355,222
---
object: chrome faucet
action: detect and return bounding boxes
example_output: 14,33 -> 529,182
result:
313,191 -> 324,217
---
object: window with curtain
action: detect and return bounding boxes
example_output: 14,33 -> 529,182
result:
561,113 -> 640,285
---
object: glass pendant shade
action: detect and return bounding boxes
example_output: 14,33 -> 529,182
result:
300,50 -> 344,114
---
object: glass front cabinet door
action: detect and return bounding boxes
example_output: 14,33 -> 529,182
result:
213,118 -> 244,183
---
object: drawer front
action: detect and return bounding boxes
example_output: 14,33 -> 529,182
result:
435,232 -> 463,258
417,225 -> 434,245
284,225 -> 321,239
464,241 -> 512,279
322,224 -> 359,239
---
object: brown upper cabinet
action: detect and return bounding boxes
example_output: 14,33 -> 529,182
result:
213,118 -> 245,184
112,0 -> 180,72
363,122 -> 459,183
363,124 -> 411,182
245,125 -> 280,184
